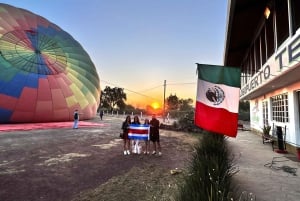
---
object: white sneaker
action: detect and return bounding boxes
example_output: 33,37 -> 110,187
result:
123,151 -> 127,155
158,152 -> 162,156
127,150 -> 130,155
152,151 -> 156,155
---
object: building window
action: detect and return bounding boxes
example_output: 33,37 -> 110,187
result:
261,28 -> 267,65
250,47 -> 256,75
291,0 -> 300,34
266,9 -> 275,58
275,0 -> 289,48
254,38 -> 261,70
271,93 -> 289,123
262,101 -> 269,126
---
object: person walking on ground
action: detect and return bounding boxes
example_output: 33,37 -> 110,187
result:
122,115 -> 131,155
99,110 -> 104,120
73,109 -> 79,129
143,118 -> 150,155
150,114 -> 162,156
131,115 -> 141,154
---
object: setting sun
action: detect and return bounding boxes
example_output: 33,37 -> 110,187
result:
151,102 -> 160,109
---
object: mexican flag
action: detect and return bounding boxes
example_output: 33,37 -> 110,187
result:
195,64 -> 241,137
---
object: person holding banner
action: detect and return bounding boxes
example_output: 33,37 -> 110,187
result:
131,115 -> 141,154
143,118 -> 150,154
150,114 -> 162,156
128,116 -> 150,155
121,115 -> 131,155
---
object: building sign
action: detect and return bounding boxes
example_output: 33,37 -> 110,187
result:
241,65 -> 270,96
241,33 -> 300,97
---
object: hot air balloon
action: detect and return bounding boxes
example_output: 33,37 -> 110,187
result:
0,3 -> 100,123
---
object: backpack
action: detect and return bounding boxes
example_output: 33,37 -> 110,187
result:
74,112 -> 78,120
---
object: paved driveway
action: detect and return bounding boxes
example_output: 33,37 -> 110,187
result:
228,130 -> 300,201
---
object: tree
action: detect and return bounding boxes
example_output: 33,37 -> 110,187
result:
166,94 -> 180,111
166,94 -> 194,112
100,86 -> 127,111
166,94 -> 194,118
179,98 -> 193,111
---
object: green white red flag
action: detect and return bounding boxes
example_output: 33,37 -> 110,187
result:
195,64 -> 241,137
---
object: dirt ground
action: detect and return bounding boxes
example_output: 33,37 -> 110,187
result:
0,116 -> 200,201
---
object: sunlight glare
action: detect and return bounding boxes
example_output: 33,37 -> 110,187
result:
151,102 -> 160,109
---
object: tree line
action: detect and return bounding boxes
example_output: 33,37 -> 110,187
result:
98,86 -> 249,120
98,86 -> 194,117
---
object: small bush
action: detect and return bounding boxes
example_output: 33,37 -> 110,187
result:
177,112 -> 202,133
177,132 -> 238,201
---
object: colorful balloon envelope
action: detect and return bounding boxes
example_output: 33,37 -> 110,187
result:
0,3 -> 100,123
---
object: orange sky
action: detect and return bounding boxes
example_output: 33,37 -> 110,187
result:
125,82 -> 197,109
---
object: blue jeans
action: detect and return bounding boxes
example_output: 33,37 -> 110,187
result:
73,119 -> 79,128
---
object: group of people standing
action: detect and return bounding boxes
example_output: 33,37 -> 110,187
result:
121,114 -> 162,156
73,110 -> 161,156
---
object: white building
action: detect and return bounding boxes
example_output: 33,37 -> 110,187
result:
224,0 -> 300,153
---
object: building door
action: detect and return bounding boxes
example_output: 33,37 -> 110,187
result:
295,91 -> 300,147
262,101 -> 268,126
297,91 -> 300,130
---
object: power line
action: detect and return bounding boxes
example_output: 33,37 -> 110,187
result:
135,82 -> 195,93
100,80 -> 161,101
101,80 -> 195,89
100,79 -> 196,102
137,84 -> 163,93
167,82 -> 196,85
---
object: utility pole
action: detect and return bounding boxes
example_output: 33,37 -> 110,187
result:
163,80 -> 166,122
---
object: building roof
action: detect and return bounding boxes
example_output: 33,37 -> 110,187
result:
224,0 -> 300,100
224,0 -> 269,67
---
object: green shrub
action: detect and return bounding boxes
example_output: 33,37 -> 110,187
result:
177,132 -> 237,201
176,111 -> 202,133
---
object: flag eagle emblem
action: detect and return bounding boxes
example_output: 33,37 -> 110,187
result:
206,85 -> 225,105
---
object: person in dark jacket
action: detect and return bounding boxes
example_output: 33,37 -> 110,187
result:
99,110 -> 104,120
150,114 -> 162,156
122,115 -> 131,155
